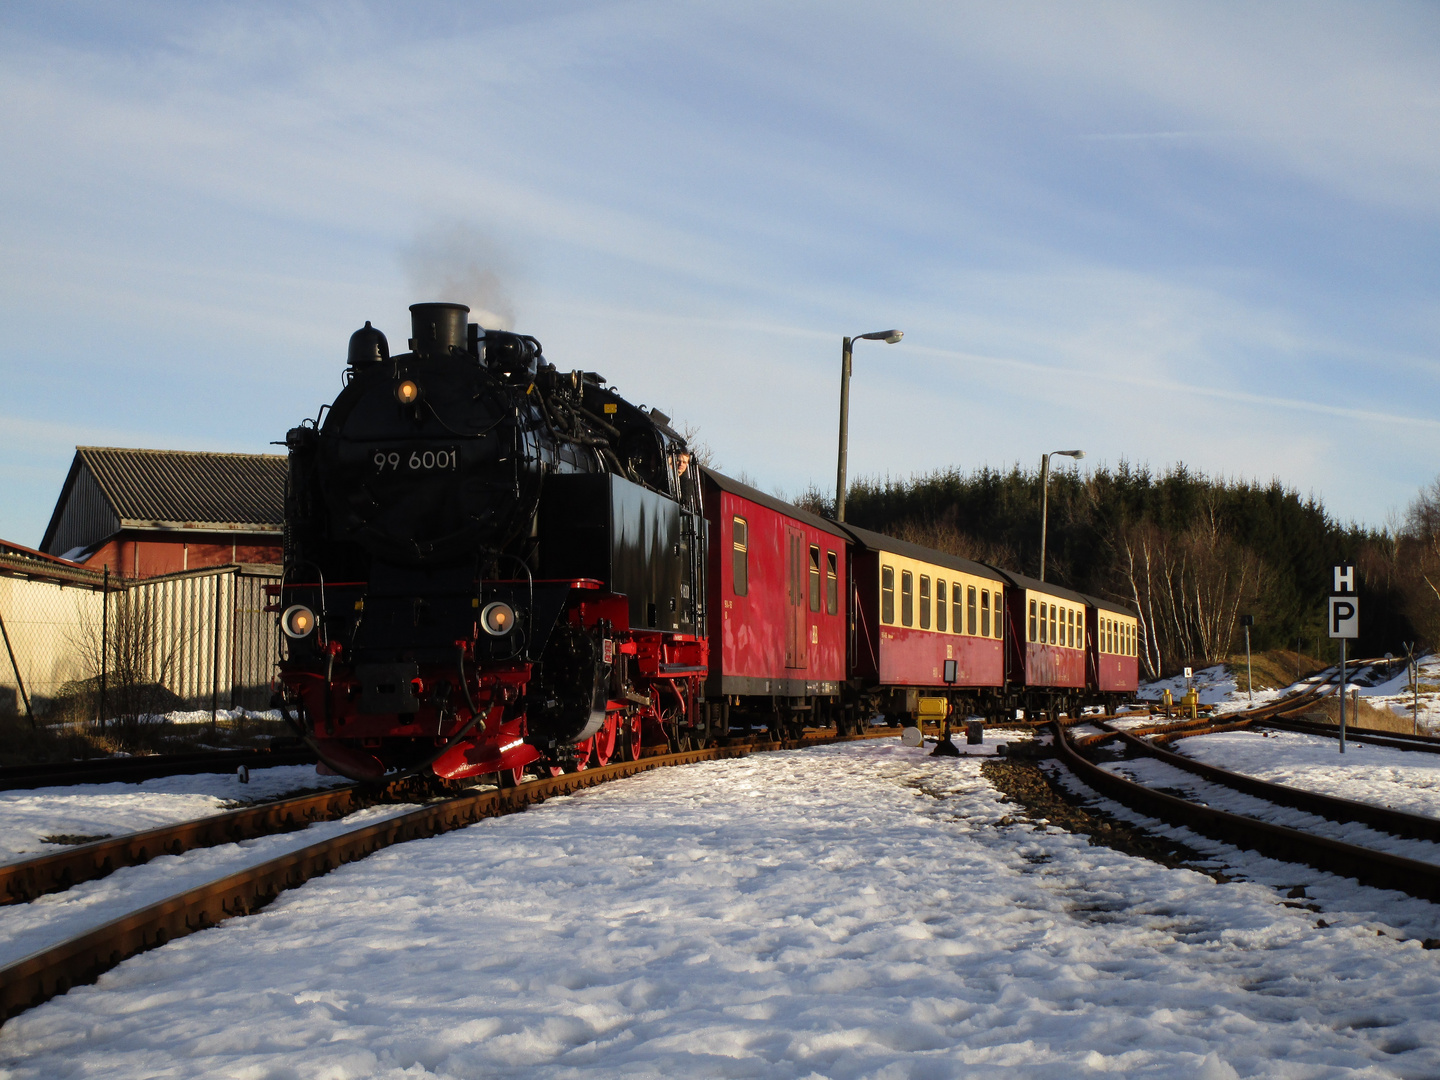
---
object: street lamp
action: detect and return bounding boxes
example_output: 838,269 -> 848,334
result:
835,329 -> 903,522
1038,449 -> 1085,582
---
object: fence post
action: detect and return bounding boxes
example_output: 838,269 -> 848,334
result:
211,573 -> 221,732
100,566 -> 109,730
0,602 -> 34,729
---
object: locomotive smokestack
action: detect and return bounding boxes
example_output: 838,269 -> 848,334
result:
408,302 -> 471,357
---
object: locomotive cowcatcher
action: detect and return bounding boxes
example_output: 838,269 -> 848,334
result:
275,303 -> 707,783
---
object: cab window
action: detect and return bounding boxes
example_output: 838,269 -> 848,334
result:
919,575 -> 931,630
881,566 -> 895,624
936,580 -> 947,632
901,571 -> 914,627
808,545 -> 821,613
826,551 -> 838,616
732,517 -> 748,596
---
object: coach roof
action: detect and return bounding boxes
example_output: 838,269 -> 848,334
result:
986,566 -> 1090,606
700,467 -> 850,540
838,522 -> 1006,583
1081,592 -> 1140,618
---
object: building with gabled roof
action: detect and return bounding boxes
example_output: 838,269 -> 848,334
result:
39,447 -> 286,578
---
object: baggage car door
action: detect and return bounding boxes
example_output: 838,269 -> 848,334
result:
785,526 -> 808,669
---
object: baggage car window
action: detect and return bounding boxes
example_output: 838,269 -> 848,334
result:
1029,598 -> 1037,642
882,566 -> 895,624
901,571 -> 914,627
732,517 -> 748,596
968,586 -> 977,635
809,545 -> 822,613
936,581 -> 947,632
980,589 -> 990,637
826,551 -> 838,615
919,575 -> 931,629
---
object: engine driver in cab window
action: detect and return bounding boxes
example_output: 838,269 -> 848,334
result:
732,517 -> 747,596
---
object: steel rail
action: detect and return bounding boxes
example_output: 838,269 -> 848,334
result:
0,781 -> 388,905
0,729 -> 891,1024
1096,721 -> 1440,844
1052,721 -> 1440,904
0,746 -> 317,792
1255,716 -> 1440,755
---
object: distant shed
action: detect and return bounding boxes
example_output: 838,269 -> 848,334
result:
40,447 -> 286,578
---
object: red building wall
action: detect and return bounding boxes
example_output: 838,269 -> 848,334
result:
80,532 -> 281,579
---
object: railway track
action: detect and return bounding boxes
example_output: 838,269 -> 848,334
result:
0,744 -> 317,792
1053,716 -> 1440,906
0,727 -> 898,1024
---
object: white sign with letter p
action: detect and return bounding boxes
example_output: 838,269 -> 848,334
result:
1329,596 -> 1359,639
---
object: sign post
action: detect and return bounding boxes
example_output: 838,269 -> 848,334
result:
1241,615 -> 1255,702
1329,565 -> 1358,754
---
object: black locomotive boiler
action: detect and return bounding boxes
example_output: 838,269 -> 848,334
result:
277,303 -> 708,783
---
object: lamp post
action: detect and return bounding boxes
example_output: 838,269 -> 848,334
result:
835,329 -> 903,522
1038,449 -> 1085,582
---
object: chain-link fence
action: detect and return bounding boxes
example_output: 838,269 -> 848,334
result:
0,558 -> 281,723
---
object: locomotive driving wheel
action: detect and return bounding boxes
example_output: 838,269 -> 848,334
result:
591,713 -> 618,767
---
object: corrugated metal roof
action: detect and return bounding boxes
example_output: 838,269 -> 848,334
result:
74,447 -> 286,530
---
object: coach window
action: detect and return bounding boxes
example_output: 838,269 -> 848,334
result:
809,545 -> 821,613
953,585 -> 963,637
1038,602 -> 1047,644
936,580 -> 947,632
882,566 -> 895,624
1029,598 -> 1037,642
826,551 -> 838,615
1050,605 -> 1057,646
919,575 -> 931,629
1068,609 -> 1075,648
901,571 -> 914,627
732,517 -> 748,596
993,595 -> 1003,639
979,589 -> 989,637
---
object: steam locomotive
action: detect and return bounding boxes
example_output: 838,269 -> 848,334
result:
277,303 -> 707,783
276,302 -> 1142,784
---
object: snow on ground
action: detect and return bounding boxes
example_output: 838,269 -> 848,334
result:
6,742 -> 1440,1078
0,801 -> 421,970
1170,729 -> 1440,819
1138,664 -> 1239,707
0,766 -> 349,864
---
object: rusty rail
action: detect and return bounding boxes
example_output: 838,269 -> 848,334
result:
0,729 -> 891,1023
1053,721 -> 1440,903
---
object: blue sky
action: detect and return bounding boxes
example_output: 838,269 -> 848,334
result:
2,1 -> 1438,546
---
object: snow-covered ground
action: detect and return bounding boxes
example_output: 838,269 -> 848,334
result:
0,765 -> 349,865
1170,728 -> 1440,819
5,741 -> 1440,1078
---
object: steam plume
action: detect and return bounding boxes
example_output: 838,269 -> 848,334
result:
402,221 -> 517,330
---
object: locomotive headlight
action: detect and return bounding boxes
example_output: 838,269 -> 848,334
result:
395,379 -> 421,405
281,604 -> 317,639
480,601 -> 516,636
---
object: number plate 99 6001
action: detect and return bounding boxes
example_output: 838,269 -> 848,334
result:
371,447 -> 459,473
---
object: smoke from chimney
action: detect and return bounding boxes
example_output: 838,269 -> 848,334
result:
402,220 -> 517,331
